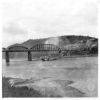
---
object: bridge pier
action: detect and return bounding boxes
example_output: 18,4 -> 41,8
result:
28,51 -> 32,61
3,44 -> 61,63
5,51 -> 9,63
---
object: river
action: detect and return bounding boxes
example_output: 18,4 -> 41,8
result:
2,57 -> 98,97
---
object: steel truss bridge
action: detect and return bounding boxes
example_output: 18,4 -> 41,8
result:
2,44 -> 63,63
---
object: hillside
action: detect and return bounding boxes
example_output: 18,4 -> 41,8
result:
2,35 -> 98,59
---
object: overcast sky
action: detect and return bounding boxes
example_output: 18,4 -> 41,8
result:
2,0 -> 98,47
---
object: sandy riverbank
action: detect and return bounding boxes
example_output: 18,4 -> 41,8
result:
2,77 -> 87,97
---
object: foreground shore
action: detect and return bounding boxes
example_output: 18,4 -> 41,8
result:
2,77 -> 86,97
2,77 -> 44,97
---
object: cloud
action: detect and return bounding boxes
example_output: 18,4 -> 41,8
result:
15,0 -> 97,35
3,22 -> 27,35
2,0 -> 98,47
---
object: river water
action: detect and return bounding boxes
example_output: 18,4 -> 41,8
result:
2,57 -> 98,79
2,57 -> 98,97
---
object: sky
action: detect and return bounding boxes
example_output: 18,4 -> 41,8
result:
2,0 -> 98,47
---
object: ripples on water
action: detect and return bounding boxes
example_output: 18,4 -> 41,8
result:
2,57 -> 98,97
2,57 -> 97,79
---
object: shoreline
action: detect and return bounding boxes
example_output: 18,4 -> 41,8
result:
62,54 -> 98,58
2,77 -> 44,97
2,77 -> 86,97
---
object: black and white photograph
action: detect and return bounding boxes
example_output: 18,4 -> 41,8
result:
2,0 -> 98,98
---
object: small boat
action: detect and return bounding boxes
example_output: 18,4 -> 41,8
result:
40,56 -> 57,61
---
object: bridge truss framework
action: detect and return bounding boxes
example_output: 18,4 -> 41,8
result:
2,44 -> 62,63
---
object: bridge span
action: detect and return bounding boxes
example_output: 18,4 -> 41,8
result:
2,44 -> 63,63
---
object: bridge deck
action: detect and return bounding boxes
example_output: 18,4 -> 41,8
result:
2,50 -> 62,52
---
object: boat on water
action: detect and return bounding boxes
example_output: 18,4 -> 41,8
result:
40,56 -> 57,61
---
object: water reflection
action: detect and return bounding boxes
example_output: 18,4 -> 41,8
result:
6,62 -> 10,66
